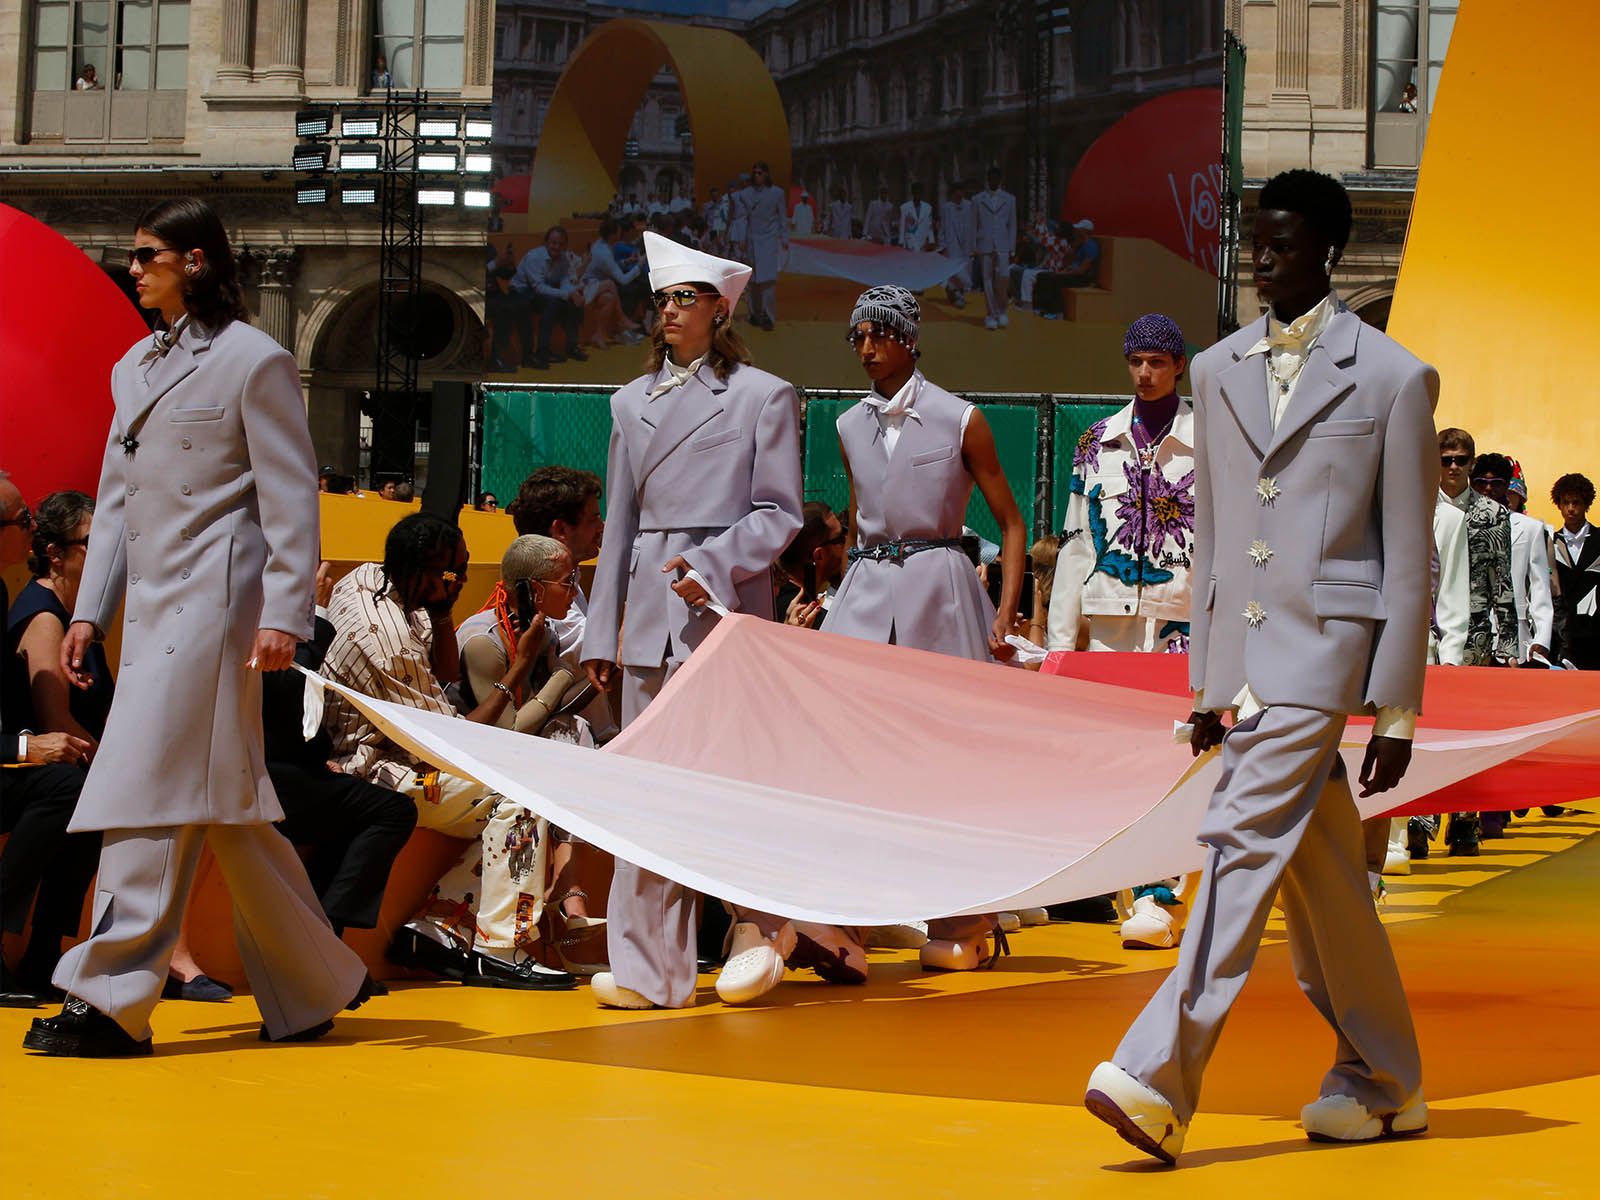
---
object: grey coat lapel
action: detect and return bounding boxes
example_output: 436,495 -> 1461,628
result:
1263,309 -> 1360,461
123,322 -> 217,438
637,362 -> 728,483
1216,318 -> 1273,460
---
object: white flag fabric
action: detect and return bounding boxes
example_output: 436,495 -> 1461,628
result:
306,616 -> 1600,926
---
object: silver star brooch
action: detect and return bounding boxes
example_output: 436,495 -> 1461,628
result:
1256,477 -> 1281,505
1249,539 -> 1274,568
1243,600 -> 1267,629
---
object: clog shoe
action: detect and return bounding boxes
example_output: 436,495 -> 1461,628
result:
715,921 -> 795,1005
1119,894 -> 1186,950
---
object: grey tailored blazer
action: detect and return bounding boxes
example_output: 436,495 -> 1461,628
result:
822,378 -> 996,661
582,358 -> 803,670
70,318 -> 319,831
1189,305 -> 1438,717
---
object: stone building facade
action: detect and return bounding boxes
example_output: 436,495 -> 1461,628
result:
0,0 -> 495,480
1228,0 -> 1459,327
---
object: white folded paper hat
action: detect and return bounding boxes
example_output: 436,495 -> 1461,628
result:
644,231 -> 752,310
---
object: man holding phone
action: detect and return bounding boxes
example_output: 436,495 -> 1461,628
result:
776,501 -> 847,629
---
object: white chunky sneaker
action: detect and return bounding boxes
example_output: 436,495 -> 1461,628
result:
1084,1061 -> 1187,1166
1120,894 -> 1186,950
863,922 -> 929,949
1302,1091 -> 1428,1143
1016,907 -> 1052,927
997,911 -> 1023,933
996,312 -> 1010,328
715,921 -> 795,1005
592,973 -> 663,1010
984,315 -> 999,330
1382,817 -> 1411,875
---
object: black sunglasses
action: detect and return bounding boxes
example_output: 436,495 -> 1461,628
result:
0,506 -> 32,531
1440,453 -> 1472,467
127,246 -> 180,268
1471,476 -> 1509,491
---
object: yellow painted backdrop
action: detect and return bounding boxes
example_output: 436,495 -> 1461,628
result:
1387,0 -> 1600,523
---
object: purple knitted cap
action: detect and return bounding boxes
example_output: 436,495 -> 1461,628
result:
1123,313 -> 1186,358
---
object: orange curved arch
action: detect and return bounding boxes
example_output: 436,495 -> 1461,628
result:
522,18 -> 792,233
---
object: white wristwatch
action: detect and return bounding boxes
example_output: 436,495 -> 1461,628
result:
16,731 -> 29,762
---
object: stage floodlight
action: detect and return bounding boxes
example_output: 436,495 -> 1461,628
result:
339,144 -> 382,172
341,109 -> 383,138
417,146 -> 459,173
292,142 -> 329,172
295,182 -> 329,206
418,110 -> 459,138
295,109 -> 332,138
464,115 -> 493,140
340,178 -> 379,206
463,152 -> 493,175
462,189 -> 494,209
417,188 -> 457,207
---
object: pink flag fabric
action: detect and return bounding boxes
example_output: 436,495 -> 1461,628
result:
785,236 -> 962,290
311,617 -> 1599,923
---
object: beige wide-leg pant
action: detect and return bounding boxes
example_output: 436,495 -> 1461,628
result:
54,823 -> 367,1042
1113,706 -> 1422,1124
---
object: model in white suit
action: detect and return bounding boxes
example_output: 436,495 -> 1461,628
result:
974,168 -> 1017,329
1087,174 -> 1433,1165
582,234 -> 860,1010
1507,510 -> 1555,661
27,207 -> 367,1058
1430,498 -> 1471,665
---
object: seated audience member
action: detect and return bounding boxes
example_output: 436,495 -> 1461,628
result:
456,536 -> 608,972
1,481 -> 101,1006
320,513 -> 575,990
261,563 -> 416,943
506,466 -> 617,742
511,226 -> 591,368
476,492 -> 498,512
775,501 -> 847,630
1551,472 -> 1599,669
378,479 -> 399,501
1024,534 -> 1060,651
394,481 -> 415,504
580,220 -> 647,349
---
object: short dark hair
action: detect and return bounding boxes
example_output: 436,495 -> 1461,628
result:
507,466 -> 602,536
1551,472 -> 1596,509
381,512 -> 461,595
1438,427 -> 1475,456
779,501 -> 838,575
544,224 -> 568,244
1257,169 -> 1354,252
1473,453 -> 1514,481
135,196 -> 249,330
598,217 -> 618,240
28,490 -> 95,577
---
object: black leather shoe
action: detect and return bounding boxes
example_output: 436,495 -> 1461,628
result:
387,924 -> 470,979
161,973 -> 233,1002
460,951 -> 576,990
345,973 -> 384,1011
568,347 -> 589,362
22,997 -> 153,1057
0,962 -> 48,1009
261,1018 -> 335,1043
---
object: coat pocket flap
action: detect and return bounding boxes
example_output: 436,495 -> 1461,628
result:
910,444 -> 956,467
168,406 -> 227,423
1204,575 -> 1217,612
1313,580 -> 1386,620
691,426 -> 742,452
1307,417 -> 1376,438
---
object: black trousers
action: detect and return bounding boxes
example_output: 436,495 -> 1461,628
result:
269,763 -> 417,931
1,763 -> 101,953
532,293 -> 583,358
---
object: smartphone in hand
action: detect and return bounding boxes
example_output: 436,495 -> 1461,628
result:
513,578 -> 536,631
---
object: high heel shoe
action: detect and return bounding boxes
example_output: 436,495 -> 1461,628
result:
550,887 -> 608,976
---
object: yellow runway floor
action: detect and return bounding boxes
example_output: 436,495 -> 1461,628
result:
4,809 -> 1597,1198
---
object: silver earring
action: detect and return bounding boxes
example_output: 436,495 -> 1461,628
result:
184,262 -> 196,275
1324,249 -> 1337,275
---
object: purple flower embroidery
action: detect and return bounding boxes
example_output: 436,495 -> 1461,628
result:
1073,419 -> 1109,472
1111,462 -> 1196,557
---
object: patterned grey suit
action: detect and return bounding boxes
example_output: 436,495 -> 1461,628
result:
582,356 -> 803,1006
1112,306 -> 1437,1123
52,318 -> 366,1041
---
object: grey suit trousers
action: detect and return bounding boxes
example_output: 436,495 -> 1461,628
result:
53,823 -> 368,1041
1114,706 -> 1422,1124
608,662 -> 787,1006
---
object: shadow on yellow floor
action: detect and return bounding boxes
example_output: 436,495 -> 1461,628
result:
3,810 -> 1595,1198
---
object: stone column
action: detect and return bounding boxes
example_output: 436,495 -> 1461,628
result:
216,0 -> 255,86
1273,0 -> 1310,96
243,248 -> 303,355
260,0 -> 308,86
